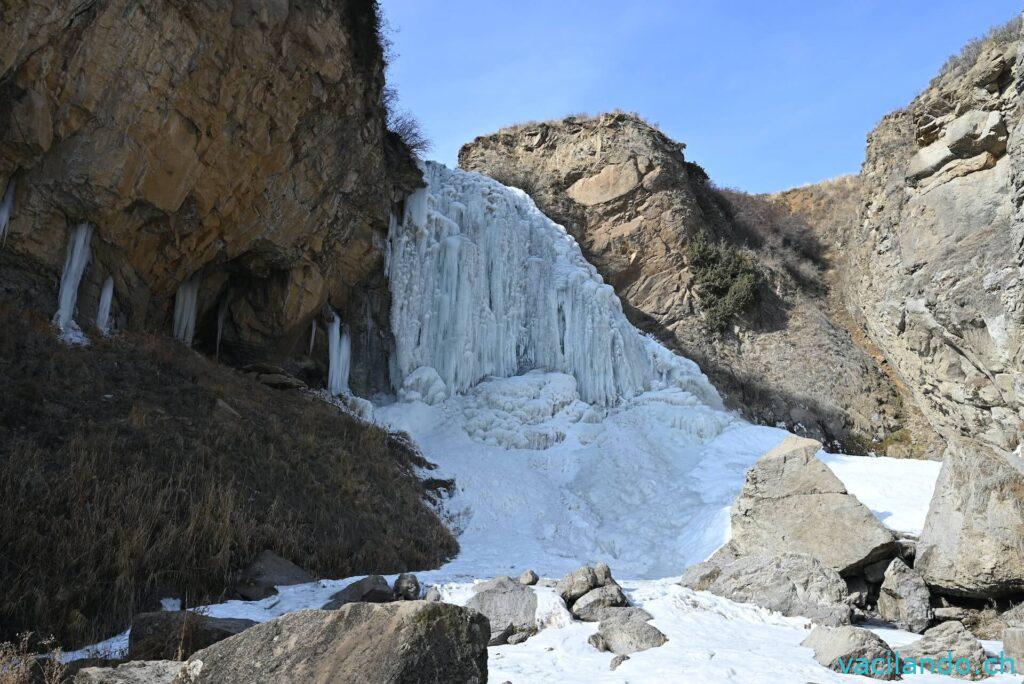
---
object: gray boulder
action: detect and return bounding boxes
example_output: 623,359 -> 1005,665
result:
556,565 -> 600,605
393,573 -> 420,600
518,570 -> 539,586
466,576 -> 538,639
729,436 -> 897,576
587,611 -> 666,656
232,550 -> 313,601
322,574 -> 393,609
916,439 -> 1024,598
75,661 -> 184,684
173,603 -> 489,683
423,586 -> 442,602
900,621 -> 988,681
1003,627 -> 1024,667
877,558 -> 934,633
682,552 -> 852,626
128,612 -> 256,661
801,626 -> 899,680
572,584 -> 629,622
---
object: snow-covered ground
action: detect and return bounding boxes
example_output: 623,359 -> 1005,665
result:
70,164 -> 1006,682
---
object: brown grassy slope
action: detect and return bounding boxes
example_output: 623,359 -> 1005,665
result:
0,305 -> 457,647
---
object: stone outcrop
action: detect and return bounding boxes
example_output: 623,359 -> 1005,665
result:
915,438 -> 1024,598
681,552 -> 853,626
174,603 -> 489,683
75,661 -> 184,684
459,113 -> 918,453
801,626 -> 899,680
0,0 -> 421,392
729,436 -> 896,576
877,558 -> 934,633
901,621 -> 989,680
466,576 -> 538,642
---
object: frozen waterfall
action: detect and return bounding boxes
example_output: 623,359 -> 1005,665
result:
172,274 -> 200,346
387,162 -> 720,407
327,312 -> 351,396
95,276 -> 114,335
54,223 -> 93,333
0,179 -> 13,243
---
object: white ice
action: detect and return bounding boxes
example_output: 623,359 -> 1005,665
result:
95,276 -> 114,336
327,311 -> 351,396
53,222 -> 93,342
172,274 -> 200,346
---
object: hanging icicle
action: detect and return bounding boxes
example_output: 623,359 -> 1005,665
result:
172,274 -> 201,346
0,178 -> 14,244
53,223 -> 93,333
327,310 -> 351,396
95,276 -> 115,335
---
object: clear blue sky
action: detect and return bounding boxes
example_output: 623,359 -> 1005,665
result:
381,0 -> 1020,193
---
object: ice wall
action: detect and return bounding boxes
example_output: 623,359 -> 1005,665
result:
172,274 -> 201,346
54,223 -> 93,332
327,312 -> 351,396
387,162 -> 721,407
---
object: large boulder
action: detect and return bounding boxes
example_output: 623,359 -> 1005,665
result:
587,610 -> 667,656
174,603 -> 489,683
900,621 -> 989,680
392,573 -> 421,601
556,565 -> 601,605
232,551 -> 313,601
75,661 -> 184,684
916,439 -> 1024,598
729,436 -> 897,576
682,552 -> 852,626
572,584 -> 629,622
128,612 -> 256,661
1003,627 -> 1024,666
877,558 -> 934,633
801,626 -> 900,680
466,576 -> 538,641
322,575 -> 394,609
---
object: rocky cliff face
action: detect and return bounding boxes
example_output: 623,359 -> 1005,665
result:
460,114 -> 925,454
0,0 -> 420,391
847,22 -> 1023,453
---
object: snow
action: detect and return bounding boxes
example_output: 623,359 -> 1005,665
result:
53,222 -> 93,339
172,274 -> 200,346
821,453 -> 942,537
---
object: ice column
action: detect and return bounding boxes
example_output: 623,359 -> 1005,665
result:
95,276 -> 114,335
327,311 -> 351,396
172,274 -> 201,346
54,223 -> 93,332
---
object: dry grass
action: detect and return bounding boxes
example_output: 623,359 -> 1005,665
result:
0,304 -> 457,648
0,633 -> 65,684
934,14 -> 1021,84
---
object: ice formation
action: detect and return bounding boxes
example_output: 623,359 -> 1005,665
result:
387,162 -> 719,407
327,312 -> 351,396
53,223 -> 93,333
95,276 -> 114,335
0,178 -> 13,243
172,274 -> 200,346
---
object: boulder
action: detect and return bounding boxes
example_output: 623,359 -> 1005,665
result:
556,565 -> 600,605
877,558 -> 934,633
1003,627 -> 1024,667
322,575 -> 394,609
900,621 -> 988,681
128,612 -> 256,661
682,552 -> 852,626
801,626 -> 900,680
944,110 -> 1007,157
233,550 -> 313,601
174,603 -> 489,683
466,576 -> 538,638
424,586 -> 442,602
729,437 -> 897,576
916,439 -> 1024,598
518,570 -> 539,586
587,611 -> 667,656
392,573 -> 420,601
75,661 -> 184,683
609,654 -> 630,671
572,584 -> 629,622
681,544 -> 738,591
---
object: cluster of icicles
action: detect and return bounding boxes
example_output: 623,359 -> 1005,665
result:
2,177 -> 354,396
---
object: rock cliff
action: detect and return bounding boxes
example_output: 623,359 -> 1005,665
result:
460,114 -> 924,454
0,0 -> 420,392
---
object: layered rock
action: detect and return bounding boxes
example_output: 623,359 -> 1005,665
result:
459,113 -> 916,452
0,0 -> 420,391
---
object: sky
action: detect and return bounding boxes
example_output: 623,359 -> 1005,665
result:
381,0 -> 1020,193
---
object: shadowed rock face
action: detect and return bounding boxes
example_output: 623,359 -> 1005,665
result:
0,0 -> 420,389
459,113 -> 917,453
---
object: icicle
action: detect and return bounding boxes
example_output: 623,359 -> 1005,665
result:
327,311 -> 351,396
53,223 -> 93,332
95,276 -> 114,335
172,274 -> 201,346
215,294 -> 230,359
0,178 -> 13,244
308,319 -> 317,356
